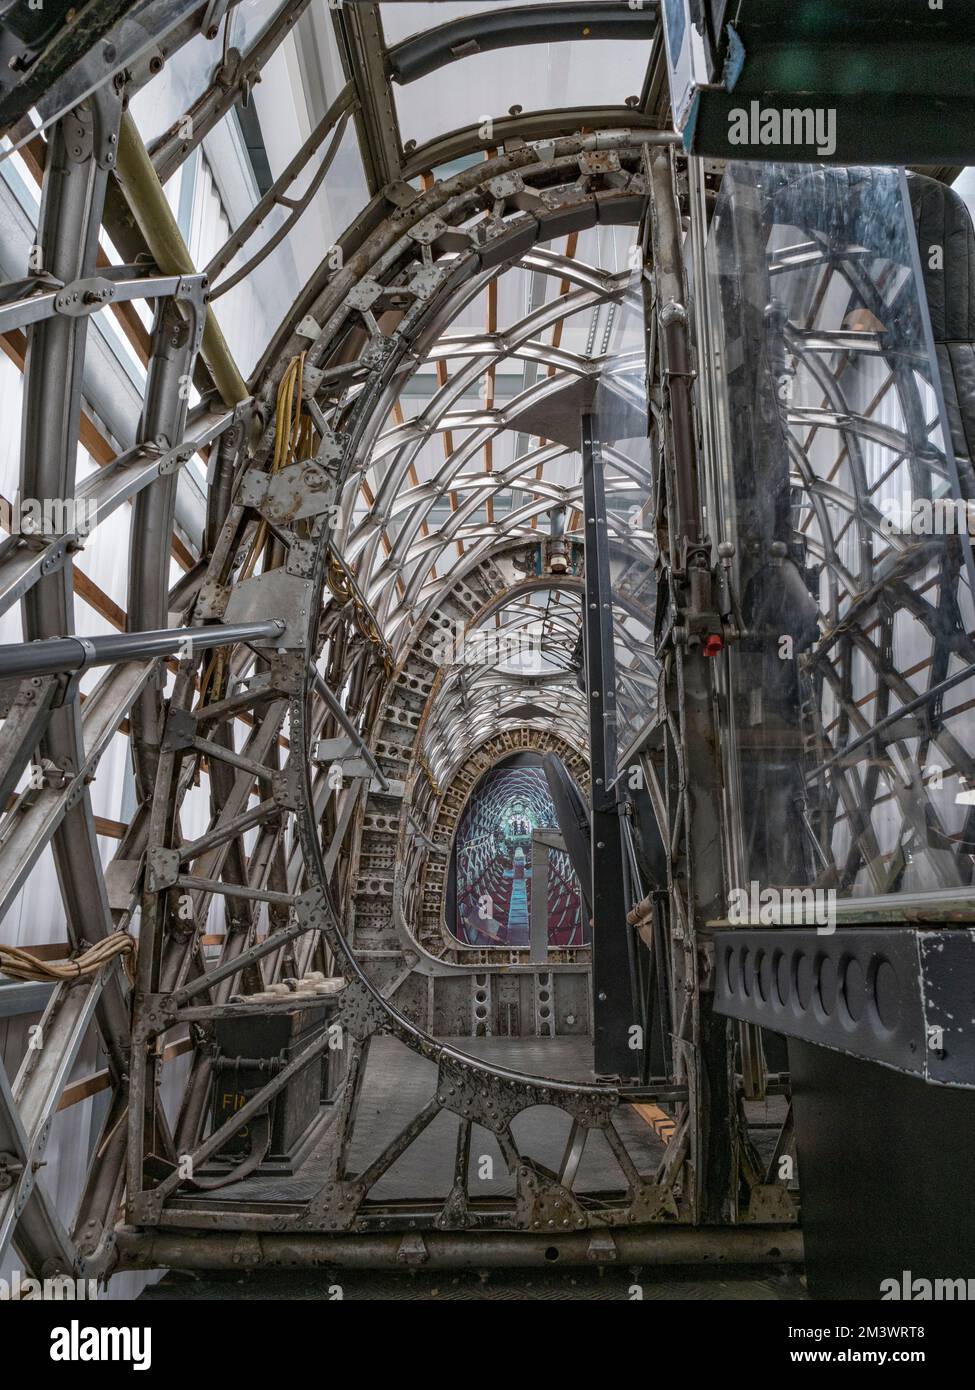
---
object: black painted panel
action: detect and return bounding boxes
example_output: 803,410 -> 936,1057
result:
790,1040 -> 975,1301
714,927 -> 975,1087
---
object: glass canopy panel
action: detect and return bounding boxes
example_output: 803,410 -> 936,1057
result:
707,161 -> 975,916
379,0 -> 574,46
391,38 -> 649,150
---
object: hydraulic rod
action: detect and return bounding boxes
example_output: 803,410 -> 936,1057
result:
0,620 -> 285,679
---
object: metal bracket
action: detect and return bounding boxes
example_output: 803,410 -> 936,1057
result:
407,264 -> 448,301
201,0 -> 232,39
58,638 -> 96,705
222,567 -> 314,649
54,277 -> 119,317
240,460 -> 337,525
313,737 -> 357,763
146,847 -> 180,893
265,651 -> 305,696
515,1160 -> 589,1231
285,537 -> 316,578
272,766 -> 299,812
331,979 -> 389,1042
745,1182 -> 797,1224
314,427 -> 344,470
299,364 -> 324,399
175,275 -> 209,356
196,578 -> 231,620
586,1233 -> 618,1261
161,706 -> 196,752
383,180 -> 419,210
145,437 -> 196,478
345,277 -> 384,313
63,83 -> 122,170
396,1232 -> 428,1265
360,335 -> 395,371
0,1151 -> 25,1193
408,213 -> 450,247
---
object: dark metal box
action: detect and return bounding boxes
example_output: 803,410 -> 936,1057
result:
209,1004 -> 334,1174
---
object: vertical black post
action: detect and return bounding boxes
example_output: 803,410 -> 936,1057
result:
582,413 -> 638,1078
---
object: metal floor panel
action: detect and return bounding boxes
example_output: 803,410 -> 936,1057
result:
173,1035 -> 665,1207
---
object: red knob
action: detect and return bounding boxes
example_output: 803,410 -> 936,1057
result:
702,634 -> 724,658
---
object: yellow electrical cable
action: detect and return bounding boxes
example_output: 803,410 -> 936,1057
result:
241,353 -> 308,581
196,353 -> 322,715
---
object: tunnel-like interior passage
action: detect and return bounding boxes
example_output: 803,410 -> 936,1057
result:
0,0 -> 974,1316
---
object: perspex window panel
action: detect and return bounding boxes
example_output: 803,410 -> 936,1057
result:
391,38 -> 648,151
706,162 -> 975,915
128,27 -> 224,148
231,0 -> 293,51
380,0 -> 570,46
2,0 -> 207,153
127,0 -> 295,149
593,263 -> 657,761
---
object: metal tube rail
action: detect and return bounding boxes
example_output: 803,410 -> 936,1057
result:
0,620 -> 285,680
0,270 -> 190,335
115,1224 -> 803,1273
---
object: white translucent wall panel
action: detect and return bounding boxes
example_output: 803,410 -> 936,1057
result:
0,346 -> 22,502
74,592 -> 122,643
89,729 -> 135,828
129,9 -> 363,375
0,1009 -> 164,1298
75,461 -> 133,609
0,176 -> 145,458
170,543 -> 189,583
183,122 -> 368,375
183,151 -> 275,372
241,55 -> 370,281
0,842 -> 63,950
